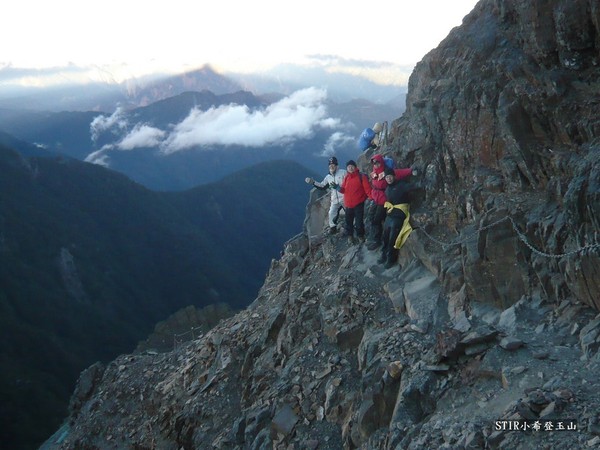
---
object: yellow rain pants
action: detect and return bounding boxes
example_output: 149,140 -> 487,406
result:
383,202 -> 412,249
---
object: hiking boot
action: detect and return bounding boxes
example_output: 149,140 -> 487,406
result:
366,241 -> 381,251
329,226 -> 338,235
377,254 -> 387,264
348,236 -> 357,245
384,260 -> 396,270
358,236 -> 366,243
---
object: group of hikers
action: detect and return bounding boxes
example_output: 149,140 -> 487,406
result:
304,123 -> 416,270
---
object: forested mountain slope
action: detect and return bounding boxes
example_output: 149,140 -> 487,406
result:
0,147 -> 313,449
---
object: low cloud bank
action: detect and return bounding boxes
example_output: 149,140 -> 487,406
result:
86,88 -> 352,165
321,132 -> 355,157
161,87 -> 336,153
90,107 -> 128,143
120,124 -> 166,150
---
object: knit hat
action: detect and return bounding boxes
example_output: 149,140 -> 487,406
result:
384,167 -> 395,177
346,160 -> 357,167
328,156 -> 338,165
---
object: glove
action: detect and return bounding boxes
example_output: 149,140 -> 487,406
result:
329,182 -> 338,189
305,177 -> 314,184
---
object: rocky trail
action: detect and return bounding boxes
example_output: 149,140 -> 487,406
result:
46,225 -> 600,449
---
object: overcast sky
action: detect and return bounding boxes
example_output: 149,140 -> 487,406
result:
2,0 -> 480,87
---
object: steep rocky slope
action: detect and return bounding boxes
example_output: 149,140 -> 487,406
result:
376,0 -> 600,311
44,226 -> 600,449
43,0 -> 600,448
0,151 -> 312,449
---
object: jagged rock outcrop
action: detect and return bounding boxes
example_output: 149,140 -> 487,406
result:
44,226 -> 600,449
43,0 -> 600,449
370,0 -> 600,312
136,304 -> 236,353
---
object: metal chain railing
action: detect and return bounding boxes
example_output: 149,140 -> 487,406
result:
416,216 -> 510,250
415,214 -> 600,259
507,216 -> 600,259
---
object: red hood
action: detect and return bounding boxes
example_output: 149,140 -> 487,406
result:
370,154 -> 385,174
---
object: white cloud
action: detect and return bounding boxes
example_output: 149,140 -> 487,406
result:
84,148 -> 111,167
321,132 -> 355,157
85,87 -> 347,164
90,107 -> 128,143
84,124 -> 165,167
118,124 -> 165,150
161,87 -> 335,153
318,117 -> 342,129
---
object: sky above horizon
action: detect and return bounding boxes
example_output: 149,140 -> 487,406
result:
2,0 -> 480,88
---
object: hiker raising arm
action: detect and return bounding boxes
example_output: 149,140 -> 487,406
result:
305,156 -> 347,234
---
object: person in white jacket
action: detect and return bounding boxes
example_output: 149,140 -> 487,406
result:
305,156 -> 347,234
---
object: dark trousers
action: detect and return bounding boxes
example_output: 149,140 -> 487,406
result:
367,203 -> 387,243
345,202 -> 366,237
381,214 -> 405,263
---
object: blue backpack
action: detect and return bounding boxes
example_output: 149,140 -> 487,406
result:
384,157 -> 395,170
358,128 -> 376,151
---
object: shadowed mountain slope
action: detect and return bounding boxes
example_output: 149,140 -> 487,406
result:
0,146 -> 314,449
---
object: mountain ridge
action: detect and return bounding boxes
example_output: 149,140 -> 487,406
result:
42,0 -> 600,448
0,147 -> 315,449
0,89 -> 403,191
0,63 -> 406,113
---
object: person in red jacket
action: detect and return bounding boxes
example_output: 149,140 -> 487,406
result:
339,160 -> 372,244
366,154 -> 413,250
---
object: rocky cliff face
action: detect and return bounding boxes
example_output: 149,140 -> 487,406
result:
44,0 -> 600,449
376,0 -> 600,312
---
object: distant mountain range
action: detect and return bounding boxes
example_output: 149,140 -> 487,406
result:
124,65 -> 245,107
0,65 -> 408,448
0,64 -> 407,112
0,145 -> 316,449
0,88 -> 404,191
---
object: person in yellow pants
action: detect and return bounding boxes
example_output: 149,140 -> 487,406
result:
378,167 -> 415,269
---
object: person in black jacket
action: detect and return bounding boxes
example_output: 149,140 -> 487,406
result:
378,167 -> 415,269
